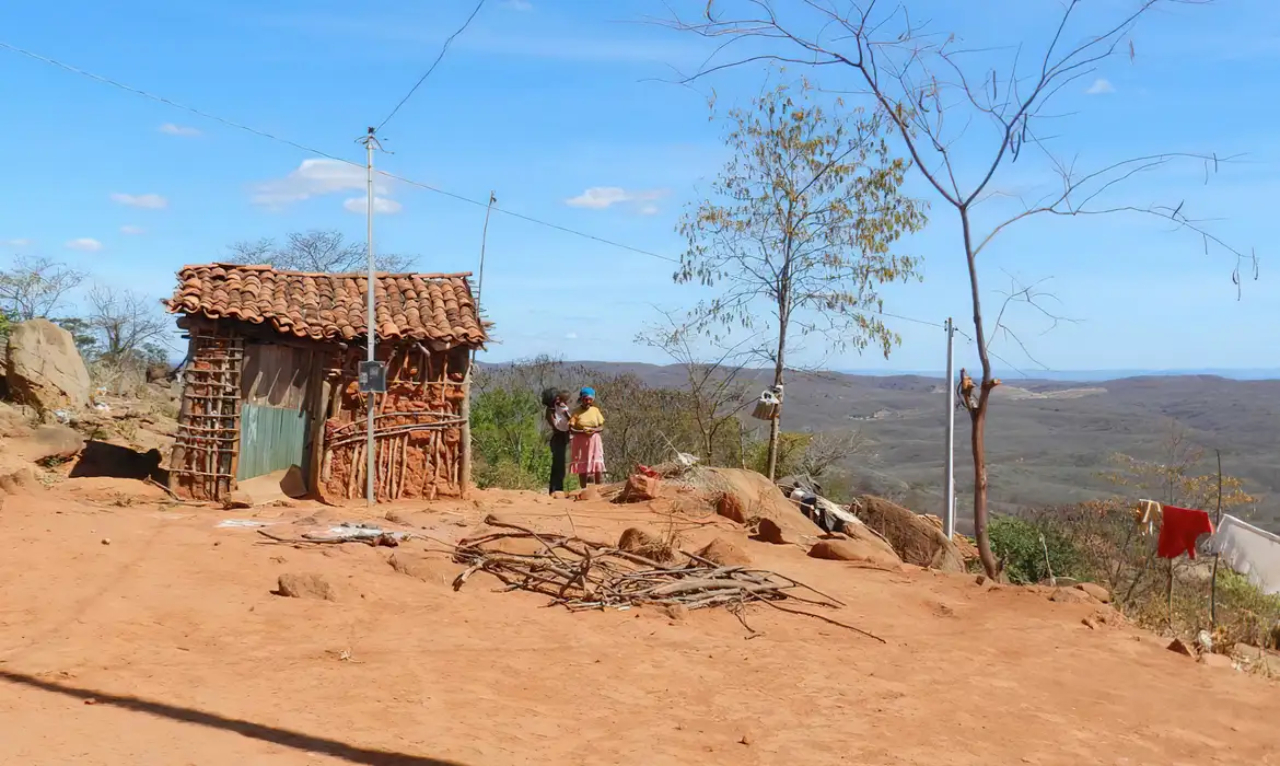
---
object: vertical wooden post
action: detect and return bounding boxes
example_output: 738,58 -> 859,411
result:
308,375 -> 332,498
169,338 -> 195,494
460,363 -> 473,498
1210,448 -> 1224,627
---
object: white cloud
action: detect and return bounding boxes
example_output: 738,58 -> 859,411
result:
1086,78 -> 1115,95
343,196 -> 403,215
110,192 -> 169,209
565,332 -> 578,339
565,186 -> 670,213
66,238 -> 103,252
159,123 -> 202,137
120,225 -> 146,235
501,0 -> 533,10
1,238 -> 32,248
252,159 -> 389,209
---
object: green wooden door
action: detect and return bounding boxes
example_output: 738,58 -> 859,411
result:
238,403 -> 310,481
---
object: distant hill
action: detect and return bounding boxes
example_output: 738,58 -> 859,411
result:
556,362 -> 1280,534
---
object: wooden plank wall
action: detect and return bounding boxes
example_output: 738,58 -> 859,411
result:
241,344 -> 314,409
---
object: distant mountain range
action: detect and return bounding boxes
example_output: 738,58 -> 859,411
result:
547,361 -> 1280,534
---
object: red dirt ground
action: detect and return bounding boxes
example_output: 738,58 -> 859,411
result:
1,478 -> 1276,765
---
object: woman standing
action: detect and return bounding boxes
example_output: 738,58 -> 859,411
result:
569,387 -> 606,486
543,389 -> 572,494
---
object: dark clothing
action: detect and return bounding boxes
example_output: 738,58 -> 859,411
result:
549,429 -> 570,494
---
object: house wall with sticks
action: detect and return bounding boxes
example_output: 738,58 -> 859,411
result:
316,342 -> 472,503
170,317 -> 475,503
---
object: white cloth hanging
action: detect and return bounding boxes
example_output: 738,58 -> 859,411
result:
1210,514 -> 1280,596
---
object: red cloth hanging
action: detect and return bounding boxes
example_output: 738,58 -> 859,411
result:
1157,505 -> 1213,559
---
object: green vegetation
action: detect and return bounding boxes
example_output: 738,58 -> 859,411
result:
987,515 -> 1084,586
469,356 -> 868,497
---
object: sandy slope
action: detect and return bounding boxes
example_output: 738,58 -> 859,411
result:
0,480 -> 1276,766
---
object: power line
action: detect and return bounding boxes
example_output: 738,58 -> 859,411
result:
374,169 -> 678,262
0,38 -> 1053,363
0,41 -> 328,159
375,0 -> 488,134
0,39 -> 678,264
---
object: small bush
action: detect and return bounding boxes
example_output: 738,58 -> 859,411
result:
988,514 -> 1084,585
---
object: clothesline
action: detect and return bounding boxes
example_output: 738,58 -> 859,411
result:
1212,514 -> 1280,596
1133,498 -> 1214,560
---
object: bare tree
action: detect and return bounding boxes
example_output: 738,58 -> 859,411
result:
797,429 -> 874,479
676,80 -> 927,480
637,310 -> 754,463
666,1 -> 1257,576
227,230 -> 415,273
0,256 -> 85,321
86,285 -> 169,362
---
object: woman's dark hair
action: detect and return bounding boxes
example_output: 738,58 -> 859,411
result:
541,388 -> 573,408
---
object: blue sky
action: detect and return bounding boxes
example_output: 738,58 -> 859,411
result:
0,0 -> 1275,374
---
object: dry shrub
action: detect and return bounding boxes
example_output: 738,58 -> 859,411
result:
1021,500 -> 1280,655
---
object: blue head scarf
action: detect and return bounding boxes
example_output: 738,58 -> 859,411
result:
580,387 -> 596,399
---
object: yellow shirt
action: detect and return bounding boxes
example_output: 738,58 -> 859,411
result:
571,405 -> 604,430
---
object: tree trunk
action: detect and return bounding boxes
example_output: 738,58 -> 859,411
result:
970,399 -> 998,577
960,206 -> 1000,578
765,327 -> 787,481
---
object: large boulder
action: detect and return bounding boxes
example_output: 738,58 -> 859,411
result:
853,495 -> 967,572
4,319 -> 91,413
704,467 -> 824,541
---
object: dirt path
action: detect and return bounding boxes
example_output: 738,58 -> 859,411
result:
0,480 -> 1276,765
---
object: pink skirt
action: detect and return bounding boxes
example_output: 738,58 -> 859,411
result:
569,432 -> 606,475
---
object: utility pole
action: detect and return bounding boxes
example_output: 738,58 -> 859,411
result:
943,317 -> 956,539
475,191 -> 496,314
363,127 -> 378,508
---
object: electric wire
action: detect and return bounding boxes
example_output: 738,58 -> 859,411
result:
0,39 -> 677,264
375,0 -> 488,134
0,39 -> 1046,374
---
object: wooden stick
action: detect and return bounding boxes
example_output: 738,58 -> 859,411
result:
398,434 -> 410,500
755,599 -> 887,644
460,365 -> 472,497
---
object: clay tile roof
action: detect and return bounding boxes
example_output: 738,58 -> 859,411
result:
166,263 -> 487,346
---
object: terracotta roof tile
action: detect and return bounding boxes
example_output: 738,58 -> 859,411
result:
166,263 -> 487,346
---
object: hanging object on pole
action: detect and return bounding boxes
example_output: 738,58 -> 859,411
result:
358,361 -> 387,394
751,384 -> 784,421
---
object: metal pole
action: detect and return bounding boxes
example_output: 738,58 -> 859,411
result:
944,317 -> 956,539
364,127 -> 377,507
476,191 -> 496,313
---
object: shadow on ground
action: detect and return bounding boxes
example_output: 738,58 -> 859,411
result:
69,440 -> 167,484
0,670 -> 466,766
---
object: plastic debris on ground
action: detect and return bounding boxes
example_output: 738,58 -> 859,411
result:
301,523 -> 409,547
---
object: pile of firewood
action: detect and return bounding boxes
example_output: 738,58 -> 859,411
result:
450,516 -> 883,642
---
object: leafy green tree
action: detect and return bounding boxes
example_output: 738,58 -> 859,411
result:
52,317 -> 100,360
666,0 -> 1256,580
676,81 -> 927,481
470,386 -> 550,490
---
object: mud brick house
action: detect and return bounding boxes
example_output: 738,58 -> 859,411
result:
164,263 -> 487,502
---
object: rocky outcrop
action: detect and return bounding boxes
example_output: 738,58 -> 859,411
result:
4,319 -> 91,413
853,495 -> 967,572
